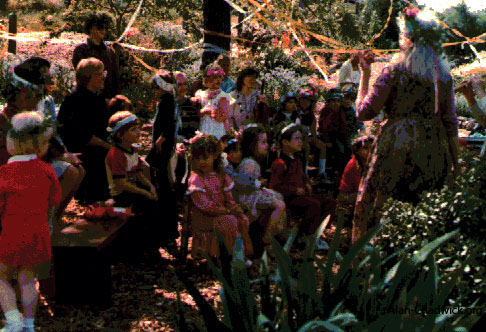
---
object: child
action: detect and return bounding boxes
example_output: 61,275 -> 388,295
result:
186,133 -> 253,260
269,124 -> 336,241
105,111 -> 163,253
222,138 -> 242,179
216,54 -> 236,93
234,125 -> 287,248
317,88 -> 350,177
191,64 -> 232,139
337,135 -> 374,229
0,112 -> 61,332
273,93 -> 301,128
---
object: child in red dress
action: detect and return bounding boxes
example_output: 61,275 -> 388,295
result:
269,124 -> 336,241
0,112 -> 61,332
186,134 -> 253,261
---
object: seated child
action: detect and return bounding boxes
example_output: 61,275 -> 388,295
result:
105,111 -> 163,252
234,125 -> 287,247
223,138 -> 242,179
336,135 -> 374,229
186,133 -> 253,260
0,112 -> 61,332
191,64 -> 232,139
269,124 -> 336,240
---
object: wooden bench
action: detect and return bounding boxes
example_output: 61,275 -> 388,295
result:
41,215 -> 132,309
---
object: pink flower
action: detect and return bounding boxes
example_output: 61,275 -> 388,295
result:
404,7 -> 420,19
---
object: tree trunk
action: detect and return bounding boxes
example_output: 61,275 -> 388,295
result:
202,0 -> 231,70
0,0 -> 7,11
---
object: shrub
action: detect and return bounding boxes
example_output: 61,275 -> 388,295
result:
376,150 -> 486,309
262,66 -> 312,109
172,216 -> 479,331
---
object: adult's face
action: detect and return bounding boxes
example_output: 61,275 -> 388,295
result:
90,26 -> 106,45
87,67 -> 106,93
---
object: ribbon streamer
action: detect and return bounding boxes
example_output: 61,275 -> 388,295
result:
115,0 -> 144,43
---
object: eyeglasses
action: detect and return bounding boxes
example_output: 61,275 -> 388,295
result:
94,70 -> 107,78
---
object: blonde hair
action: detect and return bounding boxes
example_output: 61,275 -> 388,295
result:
6,112 -> 53,155
75,57 -> 104,87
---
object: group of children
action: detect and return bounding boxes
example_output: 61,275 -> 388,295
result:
0,55 -> 374,332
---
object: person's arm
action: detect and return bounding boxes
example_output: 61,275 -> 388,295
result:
114,178 -> 155,199
72,44 -> 85,69
356,52 -> 392,121
87,135 -> 112,150
269,159 -> 297,197
459,80 -> 486,127
136,170 -> 157,195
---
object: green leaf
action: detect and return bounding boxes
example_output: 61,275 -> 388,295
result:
411,230 -> 459,265
328,313 -> 358,326
296,320 -> 345,332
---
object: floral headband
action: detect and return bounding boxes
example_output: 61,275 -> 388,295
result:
107,115 -> 138,135
206,67 -> 225,77
398,7 -> 444,49
11,71 -> 45,94
188,131 -> 206,145
7,115 -> 53,141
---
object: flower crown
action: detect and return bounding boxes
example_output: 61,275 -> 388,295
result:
205,66 -> 225,77
398,6 -> 445,50
7,115 -> 53,141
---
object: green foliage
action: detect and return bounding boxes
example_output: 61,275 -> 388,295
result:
439,3 -> 486,66
172,216 -> 477,331
376,150 -> 486,309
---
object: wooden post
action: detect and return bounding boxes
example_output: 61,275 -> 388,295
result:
202,0 -> 231,70
8,12 -> 17,55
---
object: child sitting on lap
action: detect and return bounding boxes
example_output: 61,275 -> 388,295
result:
186,133 -> 253,260
0,112 -> 61,332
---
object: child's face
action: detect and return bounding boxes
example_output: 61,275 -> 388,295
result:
284,99 -> 297,113
284,131 -> 303,153
227,147 -> 242,164
193,153 -> 215,174
242,75 -> 257,90
255,133 -> 268,157
205,75 -> 223,90
298,97 -> 311,111
356,143 -> 371,161
118,123 -> 141,145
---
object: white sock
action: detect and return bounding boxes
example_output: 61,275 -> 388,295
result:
319,159 -> 326,174
4,310 -> 22,331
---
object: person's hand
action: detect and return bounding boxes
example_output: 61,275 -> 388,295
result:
258,94 -> 268,104
63,152 -> 82,165
228,204 -> 244,216
155,135 -> 165,154
190,96 -> 200,104
260,178 -> 268,187
145,188 -> 158,201
358,50 -> 375,72
305,183 -> 313,195
296,187 -> 306,195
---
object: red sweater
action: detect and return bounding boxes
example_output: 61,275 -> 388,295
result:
269,155 -> 308,198
339,155 -> 362,194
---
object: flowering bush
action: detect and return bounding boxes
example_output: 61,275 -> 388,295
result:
262,66 -> 312,109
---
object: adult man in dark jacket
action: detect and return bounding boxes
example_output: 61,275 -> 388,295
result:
58,58 -> 112,204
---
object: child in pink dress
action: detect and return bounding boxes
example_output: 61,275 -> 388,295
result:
186,133 -> 253,260
191,64 -> 232,139
0,112 -> 61,332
